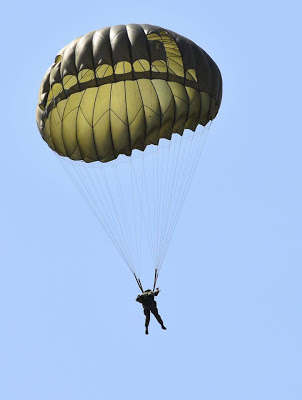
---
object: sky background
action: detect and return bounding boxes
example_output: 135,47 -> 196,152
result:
1,1 -> 302,399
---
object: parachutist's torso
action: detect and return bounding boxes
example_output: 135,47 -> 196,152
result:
136,291 -> 158,310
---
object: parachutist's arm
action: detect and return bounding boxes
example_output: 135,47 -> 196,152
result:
153,288 -> 160,296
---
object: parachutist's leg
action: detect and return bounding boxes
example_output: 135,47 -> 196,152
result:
151,308 -> 166,330
144,309 -> 150,334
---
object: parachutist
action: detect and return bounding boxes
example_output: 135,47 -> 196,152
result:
136,288 -> 166,335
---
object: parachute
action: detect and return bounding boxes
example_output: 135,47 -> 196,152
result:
36,24 -> 222,290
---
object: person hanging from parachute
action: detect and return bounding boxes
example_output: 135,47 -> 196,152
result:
136,288 -> 166,335
134,270 -> 166,334
36,24 -> 222,332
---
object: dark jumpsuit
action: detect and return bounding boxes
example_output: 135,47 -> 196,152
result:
136,290 -> 164,329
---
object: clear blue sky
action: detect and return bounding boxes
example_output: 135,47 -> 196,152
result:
1,1 -> 301,399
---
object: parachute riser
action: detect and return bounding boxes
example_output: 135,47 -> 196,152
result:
152,268 -> 159,291
133,269 -> 159,293
133,273 -> 144,293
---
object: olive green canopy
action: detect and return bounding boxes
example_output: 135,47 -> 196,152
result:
37,24 -> 222,163
36,24 -> 223,288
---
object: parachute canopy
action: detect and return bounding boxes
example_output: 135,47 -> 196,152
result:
36,24 -> 222,163
37,24 -> 222,289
